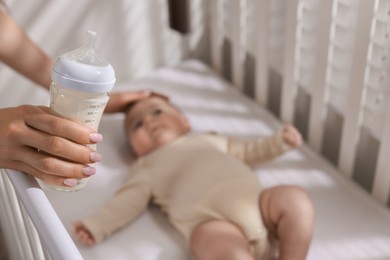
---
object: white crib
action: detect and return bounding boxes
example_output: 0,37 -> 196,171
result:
1,0 -> 390,259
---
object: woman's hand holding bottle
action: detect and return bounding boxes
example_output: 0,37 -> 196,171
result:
0,105 -> 103,187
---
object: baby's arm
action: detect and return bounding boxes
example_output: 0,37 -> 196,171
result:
73,168 -> 151,246
281,124 -> 302,148
74,221 -> 96,246
204,124 -> 302,165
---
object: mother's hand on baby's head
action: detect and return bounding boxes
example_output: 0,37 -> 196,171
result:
104,91 -> 151,113
282,124 -> 303,148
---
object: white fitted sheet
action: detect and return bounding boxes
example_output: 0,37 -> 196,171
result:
43,60 -> 390,260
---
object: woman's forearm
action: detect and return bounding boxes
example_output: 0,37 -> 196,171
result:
0,9 -> 52,89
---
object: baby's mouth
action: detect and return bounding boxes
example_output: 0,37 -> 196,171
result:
151,126 -> 165,136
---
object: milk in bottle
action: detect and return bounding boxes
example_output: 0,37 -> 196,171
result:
40,30 -> 116,191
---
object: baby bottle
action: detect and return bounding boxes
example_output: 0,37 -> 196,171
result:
42,30 -> 116,191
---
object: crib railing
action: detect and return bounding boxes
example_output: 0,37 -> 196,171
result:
0,170 -> 82,260
209,0 -> 390,206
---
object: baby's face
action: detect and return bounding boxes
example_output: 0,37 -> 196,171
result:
125,97 -> 190,157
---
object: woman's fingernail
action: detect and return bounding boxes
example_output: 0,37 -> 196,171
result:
64,179 -> 78,187
83,165 -> 96,176
143,91 -> 151,96
90,133 -> 103,143
90,152 -> 102,162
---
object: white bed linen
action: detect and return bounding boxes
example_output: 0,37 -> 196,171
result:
43,60 -> 390,260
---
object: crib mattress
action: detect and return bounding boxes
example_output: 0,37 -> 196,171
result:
42,60 -> 390,260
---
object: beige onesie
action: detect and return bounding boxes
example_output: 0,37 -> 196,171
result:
82,132 -> 290,258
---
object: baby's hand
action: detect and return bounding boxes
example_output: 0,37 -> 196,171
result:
282,124 -> 302,148
73,221 -> 96,247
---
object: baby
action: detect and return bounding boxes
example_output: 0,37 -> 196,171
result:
74,94 -> 314,260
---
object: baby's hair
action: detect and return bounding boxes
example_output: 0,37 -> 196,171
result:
125,92 -> 170,114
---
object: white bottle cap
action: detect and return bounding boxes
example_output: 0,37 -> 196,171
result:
51,30 -> 116,93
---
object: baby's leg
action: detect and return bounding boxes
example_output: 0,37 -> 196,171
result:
190,220 -> 254,260
259,185 -> 314,260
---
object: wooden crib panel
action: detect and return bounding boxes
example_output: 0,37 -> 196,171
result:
0,172 -> 51,260
254,0 -> 271,107
206,0 -> 390,206
5,171 -> 83,260
229,0 -> 243,90
373,103 -> 390,204
361,0 -> 390,204
210,0 -> 222,74
306,0 -> 333,153
338,0 -> 375,177
0,173 -> 34,260
280,0 -> 299,124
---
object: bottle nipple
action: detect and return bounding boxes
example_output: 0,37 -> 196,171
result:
64,30 -> 108,66
51,30 -> 116,93
83,30 -> 97,49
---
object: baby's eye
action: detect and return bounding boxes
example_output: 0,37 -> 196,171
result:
153,109 -> 162,115
133,120 -> 143,129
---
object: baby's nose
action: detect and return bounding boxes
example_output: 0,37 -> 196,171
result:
143,114 -> 158,126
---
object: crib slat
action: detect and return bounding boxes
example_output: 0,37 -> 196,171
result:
2,174 -> 36,260
306,0 -> 333,153
338,0 -> 375,177
148,0 -> 165,67
20,205 -> 46,260
0,173 -> 32,260
280,0 -> 299,123
188,0 -> 208,61
210,0 -> 222,73
254,0 -> 270,107
372,97 -> 390,204
230,0 -> 243,90
6,170 -> 83,260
